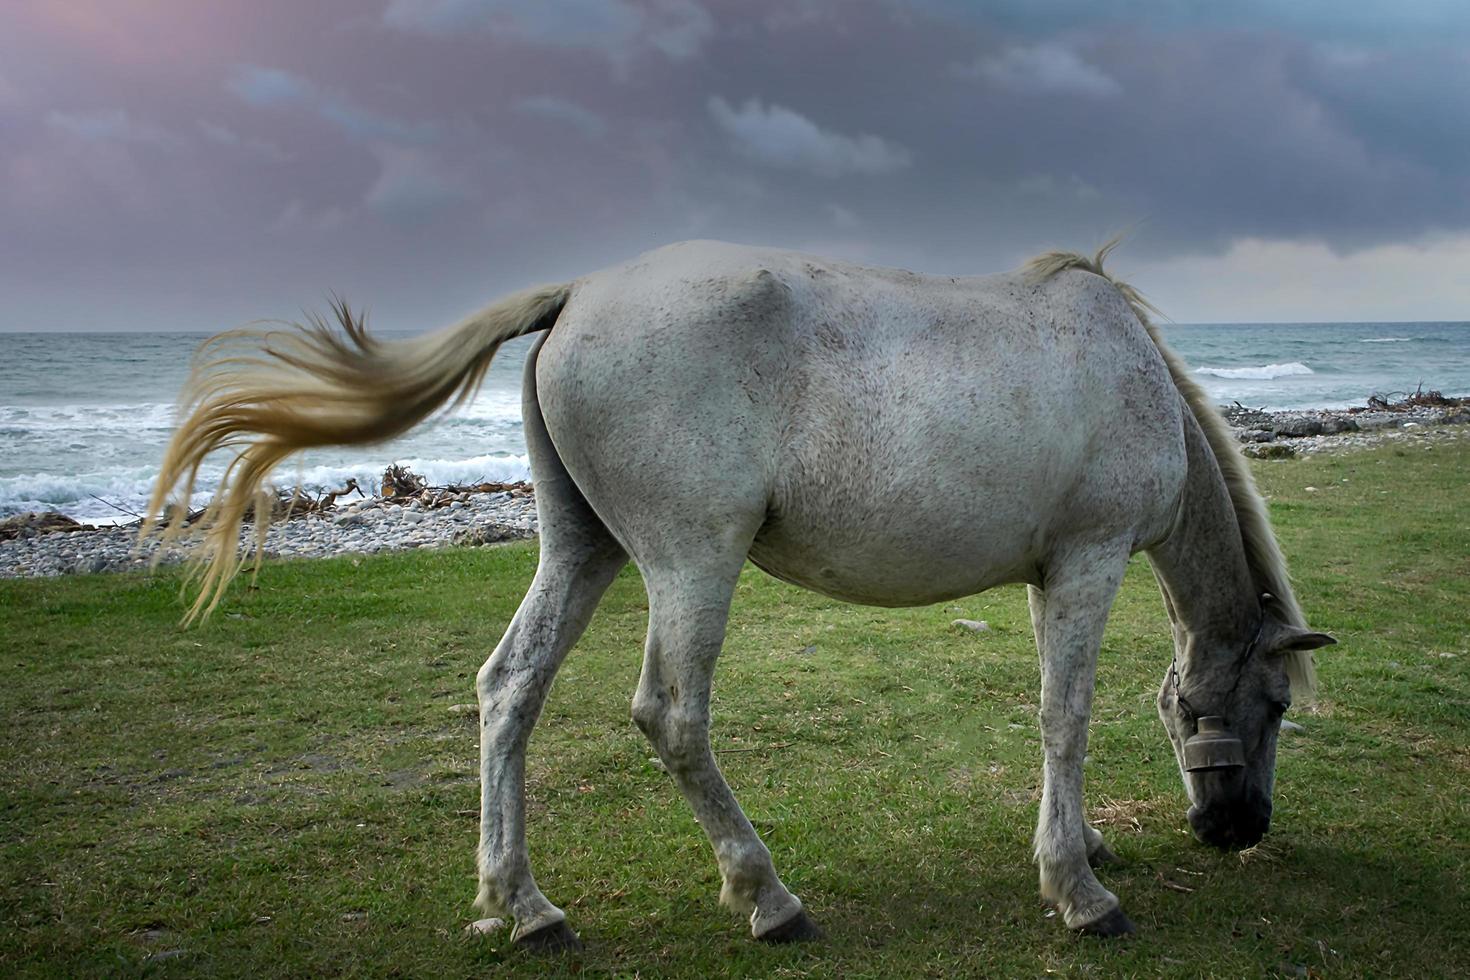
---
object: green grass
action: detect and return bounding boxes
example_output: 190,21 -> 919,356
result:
3,438 -> 1468,977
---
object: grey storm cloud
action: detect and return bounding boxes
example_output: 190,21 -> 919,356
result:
45,108 -> 184,147
383,0 -> 715,61
514,96 -> 609,139
362,146 -> 477,223
2,0 -> 1469,330
196,121 -> 292,163
954,42 -> 1122,98
707,97 -> 913,178
227,65 -> 441,145
908,0 -> 1470,42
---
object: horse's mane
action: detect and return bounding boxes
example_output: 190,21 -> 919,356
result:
1024,241 -> 1316,698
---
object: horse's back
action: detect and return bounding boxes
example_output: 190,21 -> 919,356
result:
535,241 -> 1187,603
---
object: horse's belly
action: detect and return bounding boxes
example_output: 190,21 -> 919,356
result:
747,507 -> 1041,607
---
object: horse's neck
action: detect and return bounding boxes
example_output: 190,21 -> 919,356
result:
1146,415 -> 1259,683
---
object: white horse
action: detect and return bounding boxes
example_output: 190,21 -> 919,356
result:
149,239 -> 1332,948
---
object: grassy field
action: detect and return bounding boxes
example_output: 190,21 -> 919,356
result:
3,437 -> 1468,978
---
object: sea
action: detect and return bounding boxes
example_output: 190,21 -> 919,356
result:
2,322 -> 1468,524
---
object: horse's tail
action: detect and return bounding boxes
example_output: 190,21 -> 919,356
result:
1024,241 -> 1316,698
145,283 -> 572,623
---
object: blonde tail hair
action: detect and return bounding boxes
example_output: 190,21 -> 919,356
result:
145,283 -> 571,623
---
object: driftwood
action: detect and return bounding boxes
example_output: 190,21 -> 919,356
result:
380,463 -> 427,498
274,478 -> 365,518
243,465 -> 532,525
380,463 -> 531,508
247,465 -> 535,525
1364,384 -> 1468,412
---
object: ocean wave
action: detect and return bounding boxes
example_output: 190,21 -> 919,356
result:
0,403 -> 180,432
0,395 -> 524,433
1360,337 -> 1413,343
1195,362 -> 1313,380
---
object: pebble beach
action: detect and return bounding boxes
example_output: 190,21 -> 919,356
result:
1,486 -> 539,580
2,402 -> 1467,581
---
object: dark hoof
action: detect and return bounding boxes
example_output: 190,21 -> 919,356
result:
1077,907 -> 1135,938
757,910 -> 825,944
512,919 -> 582,953
1088,843 -> 1122,867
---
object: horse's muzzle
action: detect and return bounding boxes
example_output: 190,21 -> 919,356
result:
1187,801 -> 1270,850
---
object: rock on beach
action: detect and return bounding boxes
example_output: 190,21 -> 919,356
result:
1222,401 -> 1470,452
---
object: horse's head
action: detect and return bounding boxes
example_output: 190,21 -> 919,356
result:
1156,596 -> 1333,849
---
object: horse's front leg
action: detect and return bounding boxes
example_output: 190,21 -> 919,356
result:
476,545 -> 625,950
1028,585 -> 1122,871
1032,542 -> 1135,936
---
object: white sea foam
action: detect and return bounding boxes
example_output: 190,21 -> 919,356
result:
0,395 -> 524,431
1360,337 -> 1413,343
0,464 -> 166,519
1195,362 -> 1314,380
0,403 -> 180,432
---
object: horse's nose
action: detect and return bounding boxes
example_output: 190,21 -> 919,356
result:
1187,803 -> 1270,850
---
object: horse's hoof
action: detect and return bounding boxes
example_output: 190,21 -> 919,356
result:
1088,842 -> 1122,867
512,919 -> 582,953
757,910 -> 825,944
1077,906 -> 1135,938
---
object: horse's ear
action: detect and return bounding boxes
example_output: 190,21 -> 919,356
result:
1259,595 -> 1336,654
1267,628 -> 1336,654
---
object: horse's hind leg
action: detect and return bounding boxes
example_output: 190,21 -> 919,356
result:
476,533 -> 624,949
1031,541 -> 1136,936
1027,585 -> 1120,869
475,348 -> 628,950
631,550 -> 819,942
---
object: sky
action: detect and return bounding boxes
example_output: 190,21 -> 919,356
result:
3,0 -> 1470,331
